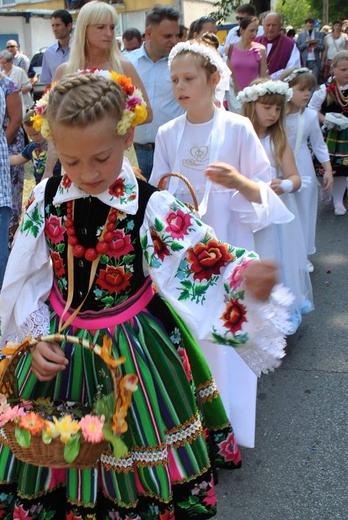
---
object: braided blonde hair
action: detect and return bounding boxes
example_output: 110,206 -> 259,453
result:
46,73 -> 125,134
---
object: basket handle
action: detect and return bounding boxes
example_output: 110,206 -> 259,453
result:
0,334 -> 123,400
157,172 -> 199,212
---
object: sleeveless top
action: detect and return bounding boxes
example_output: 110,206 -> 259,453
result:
229,43 -> 262,90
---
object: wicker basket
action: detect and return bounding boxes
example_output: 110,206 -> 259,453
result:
157,172 -> 199,213
0,334 -> 121,469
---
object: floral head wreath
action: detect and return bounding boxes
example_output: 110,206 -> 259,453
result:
236,80 -> 293,105
168,41 -> 226,77
31,69 -> 148,139
282,67 -> 312,84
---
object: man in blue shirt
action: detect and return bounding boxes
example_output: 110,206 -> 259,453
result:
41,10 -> 73,85
127,5 -> 184,180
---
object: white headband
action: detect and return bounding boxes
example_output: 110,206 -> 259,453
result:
168,41 -> 225,76
282,67 -> 312,83
237,80 -> 293,104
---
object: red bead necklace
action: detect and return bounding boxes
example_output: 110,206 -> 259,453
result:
65,200 -> 118,262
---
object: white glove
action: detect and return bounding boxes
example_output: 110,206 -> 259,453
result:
323,113 -> 348,131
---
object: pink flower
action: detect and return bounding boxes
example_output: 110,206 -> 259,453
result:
126,96 -> 141,110
13,504 -> 31,519
79,415 -> 105,443
45,216 -> 66,245
228,260 -> 252,290
0,405 -> 24,427
165,209 -> 192,239
106,229 -> 134,259
202,486 -> 217,508
218,432 -> 242,464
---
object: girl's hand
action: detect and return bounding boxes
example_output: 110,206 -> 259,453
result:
205,162 -> 242,189
243,260 -> 278,301
322,171 -> 334,192
270,178 -> 284,195
31,341 -> 69,382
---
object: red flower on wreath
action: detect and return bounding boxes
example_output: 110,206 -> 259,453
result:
45,216 -> 66,245
25,194 -> 35,211
51,251 -> 65,278
165,209 -> 192,239
221,298 -> 247,333
187,238 -> 234,281
13,504 -> 31,519
109,178 -> 125,198
96,265 -> 131,294
228,259 -> 252,290
151,229 -> 170,260
107,229 -> 134,259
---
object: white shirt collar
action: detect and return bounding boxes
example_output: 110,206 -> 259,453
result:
52,158 -> 139,214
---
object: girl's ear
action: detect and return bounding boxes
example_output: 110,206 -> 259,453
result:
124,127 -> 135,149
211,71 -> 221,88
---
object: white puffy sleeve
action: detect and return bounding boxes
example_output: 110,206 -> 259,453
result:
307,108 -> 330,163
0,180 -> 52,346
140,190 -> 294,376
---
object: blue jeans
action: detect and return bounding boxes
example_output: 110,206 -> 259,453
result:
134,146 -> 154,181
0,206 -> 11,291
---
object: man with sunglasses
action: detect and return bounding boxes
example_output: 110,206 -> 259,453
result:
5,40 -> 30,74
222,3 -> 263,53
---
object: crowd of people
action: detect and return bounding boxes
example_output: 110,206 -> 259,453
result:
0,1 -> 347,519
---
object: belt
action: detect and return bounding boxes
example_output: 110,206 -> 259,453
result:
134,142 -> 155,150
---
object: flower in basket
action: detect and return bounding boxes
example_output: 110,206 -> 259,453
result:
0,334 -> 138,465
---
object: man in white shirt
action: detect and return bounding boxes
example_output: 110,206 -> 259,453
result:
127,5 -> 184,179
221,3 -> 263,54
297,18 -> 324,80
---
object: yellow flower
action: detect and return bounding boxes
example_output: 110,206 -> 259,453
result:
53,415 -> 80,444
132,104 -> 148,126
43,419 -> 60,439
30,113 -> 44,132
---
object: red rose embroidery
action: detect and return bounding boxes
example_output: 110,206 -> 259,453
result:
109,178 -> 125,198
107,229 -> 134,259
151,229 -> 170,260
51,252 -> 65,278
96,265 -> 131,294
62,174 -> 72,188
187,238 -> 235,281
221,298 -> 247,333
45,216 -> 66,245
218,432 -> 242,464
165,209 -> 192,239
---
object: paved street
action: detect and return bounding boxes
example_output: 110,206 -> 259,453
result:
215,195 -> 348,520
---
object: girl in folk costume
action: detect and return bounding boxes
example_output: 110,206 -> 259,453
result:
149,41 -> 293,450
237,79 -> 314,333
309,51 -> 348,215
280,67 -> 333,272
0,72 -> 292,519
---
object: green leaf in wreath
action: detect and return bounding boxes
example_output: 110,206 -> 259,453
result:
64,432 -> 81,463
15,427 -> 31,448
170,242 -> 184,252
102,425 -> 128,460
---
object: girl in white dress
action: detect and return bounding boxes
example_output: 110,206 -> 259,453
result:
149,41 -> 293,449
237,79 -> 314,333
280,67 -> 333,272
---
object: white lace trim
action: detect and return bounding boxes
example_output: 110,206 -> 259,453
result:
198,381 -> 218,401
21,304 -> 50,340
240,284 -> 295,376
100,452 -> 134,469
166,417 -> 202,446
0,428 -> 7,440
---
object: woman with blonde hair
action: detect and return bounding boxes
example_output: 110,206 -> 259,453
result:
44,0 -> 152,176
